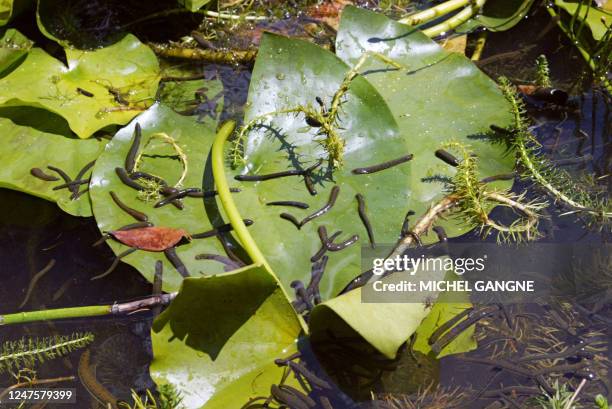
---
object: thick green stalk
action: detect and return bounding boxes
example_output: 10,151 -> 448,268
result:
211,121 -> 270,270
423,0 -> 487,38
0,294 -> 176,326
0,305 -> 110,326
398,0 -> 470,26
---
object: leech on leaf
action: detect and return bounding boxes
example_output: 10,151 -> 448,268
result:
31,168 -> 60,181
355,193 -> 375,248
435,149 -> 460,167
235,169 -> 303,181
76,87 -> 94,97
110,191 -> 148,222
52,179 -> 90,190
267,201 -> 310,209
125,123 -> 142,173
115,167 -> 146,191
318,226 -> 358,251
351,154 -> 413,175
191,220 -> 253,239
299,185 -> 340,227
311,231 -> 342,262
400,210 -> 415,238
164,247 -> 190,277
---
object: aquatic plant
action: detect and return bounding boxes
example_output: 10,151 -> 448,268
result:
443,140 -> 544,242
495,76 -> 611,225
532,380 -> 577,409
535,54 -> 552,87
230,51 -> 402,170
117,385 -> 184,409
0,332 -> 94,374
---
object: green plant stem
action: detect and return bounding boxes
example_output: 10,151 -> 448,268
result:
423,0 -> 487,38
471,31 -> 487,61
545,5 -> 612,93
398,0 -> 471,26
211,121 -> 270,270
0,294 -> 176,326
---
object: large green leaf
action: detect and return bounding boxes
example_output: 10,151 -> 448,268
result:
0,29 -> 32,77
226,32 -> 402,301
89,100 -> 237,292
554,0 -> 611,41
0,112 -> 104,217
178,0 -> 213,12
229,11 -> 514,302
150,264 -> 303,409
0,34 -> 160,138
459,0 -> 535,32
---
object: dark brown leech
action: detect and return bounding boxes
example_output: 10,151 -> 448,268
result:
431,305 -> 499,354
278,385 -> 316,408
517,340 -> 594,363
428,307 -> 473,345
434,149 -> 460,167
235,169 -> 303,181
195,253 -> 242,270
480,173 -> 516,184
270,385 -> 309,409
351,154 -> 413,175
299,185 -> 340,227
110,191 -> 148,222
191,219 -> 253,239
18,259 -> 56,309
76,87 -> 95,97
31,168 -> 60,181
130,171 -> 167,186
400,210 -> 415,238
91,248 -> 138,280
155,188 -> 202,207
92,222 -> 153,246
72,188 -> 89,200
75,160 -> 96,182
125,123 -> 142,173
52,179 -> 90,190
432,226 -> 448,242
286,361 -> 332,390
152,260 -> 163,318
280,213 -> 302,229
164,247 -> 190,277
267,201 -> 310,209
78,350 -> 119,409
318,226 -> 359,251
307,256 -> 328,305
311,231 -> 342,262
47,166 -> 73,190
115,167 -> 146,191
292,280 -> 313,312
355,194 -> 375,248
304,174 -> 317,196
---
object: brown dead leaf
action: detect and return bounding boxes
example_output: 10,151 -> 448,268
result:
110,227 -> 190,251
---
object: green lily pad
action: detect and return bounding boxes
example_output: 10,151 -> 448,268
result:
0,0 -> 30,26
179,0 -> 213,12
229,9 -> 514,302
459,0 -> 535,32
0,34 -> 160,139
150,264 -> 303,409
0,113 -> 104,217
0,29 -> 32,77
554,0 -> 611,41
89,100 -> 236,292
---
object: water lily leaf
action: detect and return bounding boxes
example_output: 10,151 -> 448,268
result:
179,0 -> 213,12
90,99 -> 235,292
0,0 -> 30,27
0,114 -> 104,217
459,0 -> 536,32
310,288 -> 431,359
0,28 -> 32,77
0,34 -> 160,139
150,263 -> 303,409
226,32 -> 402,301
554,0 -> 611,41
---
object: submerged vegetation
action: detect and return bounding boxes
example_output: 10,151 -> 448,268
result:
0,0 -> 609,407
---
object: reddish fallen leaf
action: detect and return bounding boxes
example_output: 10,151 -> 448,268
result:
110,227 -> 190,251
307,0 -> 353,30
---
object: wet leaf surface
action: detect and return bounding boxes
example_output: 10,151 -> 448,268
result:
0,34 -> 160,138
150,264 -> 302,409
90,100 -> 233,292
0,112 -> 104,217
0,28 -> 32,76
